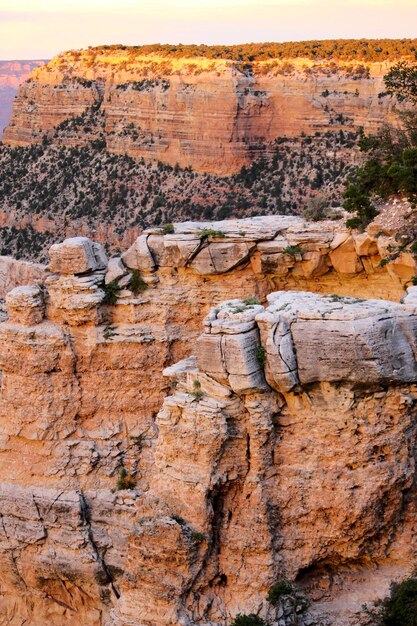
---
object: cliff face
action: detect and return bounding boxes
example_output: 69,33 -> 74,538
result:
1,216 -> 417,625
2,50 -> 400,174
0,60 -> 46,138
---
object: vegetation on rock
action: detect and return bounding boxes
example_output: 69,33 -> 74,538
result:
230,615 -> 267,626
0,129 -> 356,261
365,577 -> 417,625
62,40 -> 417,63
344,61 -> 417,229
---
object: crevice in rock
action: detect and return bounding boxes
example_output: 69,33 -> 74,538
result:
0,512 -> 28,591
77,491 -> 120,600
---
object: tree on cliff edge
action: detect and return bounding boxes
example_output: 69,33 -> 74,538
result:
343,60 -> 417,230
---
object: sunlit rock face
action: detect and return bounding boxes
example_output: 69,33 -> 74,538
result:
3,50 -> 400,174
0,219 -> 417,625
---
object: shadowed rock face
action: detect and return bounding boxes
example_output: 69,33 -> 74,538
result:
0,220 -> 417,625
2,51 -> 401,174
0,60 -> 47,138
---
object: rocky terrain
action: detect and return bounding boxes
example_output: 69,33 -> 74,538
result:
2,45 -> 407,175
1,215 -> 417,625
0,130 -> 357,261
1,41 -> 416,261
0,60 -> 46,138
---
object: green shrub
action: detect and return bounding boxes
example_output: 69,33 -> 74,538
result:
162,223 -> 175,234
230,615 -> 267,626
267,580 -> 294,605
243,296 -> 260,305
116,467 -> 136,490
199,229 -> 226,238
130,269 -> 148,295
283,244 -> 302,258
365,577 -> 417,625
256,345 -> 266,367
102,279 -> 121,305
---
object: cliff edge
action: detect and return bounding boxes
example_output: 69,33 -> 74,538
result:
0,217 -> 417,624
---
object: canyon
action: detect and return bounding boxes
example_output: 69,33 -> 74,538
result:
2,49 -> 401,175
1,41 -> 417,625
1,43 -> 414,261
0,215 -> 417,625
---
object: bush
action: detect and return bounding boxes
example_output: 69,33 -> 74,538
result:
267,580 -> 294,605
116,467 -> 136,490
383,579 -> 417,625
199,229 -> 226,238
102,279 -> 121,305
256,345 -> 266,368
365,577 -> 417,625
230,615 -> 267,626
243,296 -> 260,305
130,269 -> 148,295
283,244 -> 302,257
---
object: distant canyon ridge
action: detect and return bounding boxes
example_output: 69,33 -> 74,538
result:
0,40 -> 416,262
0,60 -> 47,138
2,41 -> 413,175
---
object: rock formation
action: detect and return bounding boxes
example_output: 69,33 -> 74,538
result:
2,49 -> 402,174
0,217 -> 417,624
0,60 -> 46,138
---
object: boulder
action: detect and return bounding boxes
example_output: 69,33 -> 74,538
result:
121,235 -> 156,272
190,242 -> 255,275
49,237 -> 107,275
329,236 -> 363,274
256,291 -> 417,389
196,300 -> 268,394
147,234 -> 201,267
6,285 -> 44,326
105,257 -> 129,284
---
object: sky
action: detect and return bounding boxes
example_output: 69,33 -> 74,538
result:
1,0 -> 417,60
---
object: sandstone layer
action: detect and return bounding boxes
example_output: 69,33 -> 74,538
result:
0,218 -> 417,624
2,50 -> 402,173
0,60 -> 46,138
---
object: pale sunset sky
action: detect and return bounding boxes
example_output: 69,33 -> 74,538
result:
0,0 -> 416,60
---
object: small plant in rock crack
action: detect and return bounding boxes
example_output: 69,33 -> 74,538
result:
102,279 -> 121,305
103,325 -> 117,340
267,579 -> 294,605
199,229 -> 226,238
161,223 -> 175,234
243,296 -> 260,306
116,467 -> 136,490
191,379 -> 204,401
130,428 -> 150,453
231,615 -> 268,626
256,345 -> 266,368
283,244 -> 302,258
130,269 -> 148,295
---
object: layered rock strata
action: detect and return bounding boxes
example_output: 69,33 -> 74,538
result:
1,224 -> 417,624
3,52 -> 401,173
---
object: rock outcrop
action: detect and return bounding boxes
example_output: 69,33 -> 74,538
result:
2,49 -> 402,173
0,222 -> 417,624
0,60 -> 46,138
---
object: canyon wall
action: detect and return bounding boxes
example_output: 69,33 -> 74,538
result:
0,60 -> 46,139
0,216 -> 417,625
2,50 -> 401,173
